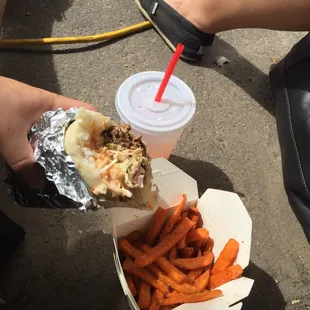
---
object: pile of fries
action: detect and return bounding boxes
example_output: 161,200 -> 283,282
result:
119,194 -> 243,310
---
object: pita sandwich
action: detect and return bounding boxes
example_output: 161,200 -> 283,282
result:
64,107 -> 157,207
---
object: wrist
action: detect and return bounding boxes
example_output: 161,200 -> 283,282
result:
196,0 -> 246,33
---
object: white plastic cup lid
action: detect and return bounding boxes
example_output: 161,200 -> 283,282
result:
115,71 -> 196,134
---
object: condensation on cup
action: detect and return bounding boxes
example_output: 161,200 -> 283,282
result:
115,71 -> 196,159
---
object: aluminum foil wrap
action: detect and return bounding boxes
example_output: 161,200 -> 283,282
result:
29,108 -> 95,211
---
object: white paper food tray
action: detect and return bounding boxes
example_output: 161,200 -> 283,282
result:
111,158 -> 254,310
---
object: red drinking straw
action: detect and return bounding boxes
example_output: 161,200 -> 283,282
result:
154,43 -> 184,103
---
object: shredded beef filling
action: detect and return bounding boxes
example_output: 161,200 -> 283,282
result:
101,125 -> 148,157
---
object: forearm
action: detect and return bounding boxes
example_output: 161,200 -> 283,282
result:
203,0 -> 310,33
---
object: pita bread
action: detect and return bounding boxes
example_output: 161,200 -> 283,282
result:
64,108 -> 158,207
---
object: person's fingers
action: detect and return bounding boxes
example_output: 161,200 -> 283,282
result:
3,76 -> 96,112
14,163 -> 46,189
45,92 -> 97,112
5,135 -> 46,189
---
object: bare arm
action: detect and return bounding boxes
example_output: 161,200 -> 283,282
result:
167,0 -> 310,33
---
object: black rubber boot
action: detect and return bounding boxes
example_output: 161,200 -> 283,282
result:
270,33 -> 310,242
0,210 -> 25,270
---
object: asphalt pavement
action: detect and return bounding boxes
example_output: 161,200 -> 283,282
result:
0,0 -> 309,309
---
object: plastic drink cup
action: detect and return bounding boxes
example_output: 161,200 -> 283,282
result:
115,71 -> 196,159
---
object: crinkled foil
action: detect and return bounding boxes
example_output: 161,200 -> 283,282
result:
28,108 -> 95,211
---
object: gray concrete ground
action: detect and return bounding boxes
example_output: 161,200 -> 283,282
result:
0,0 -> 309,309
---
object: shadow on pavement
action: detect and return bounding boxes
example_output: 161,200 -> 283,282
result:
169,154 -> 235,196
0,231 -> 127,310
191,37 -> 276,117
243,262 -> 286,310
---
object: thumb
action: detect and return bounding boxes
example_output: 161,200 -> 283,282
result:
44,92 -> 97,112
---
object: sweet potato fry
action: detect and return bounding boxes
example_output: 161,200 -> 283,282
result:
123,259 -> 169,294
146,207 -> 168,246
132,275 -> 141,292
125,230 -> 142,244
147,263 -> 163,277
149,289 -> 164,310
136,217 -> 195,267
134,239 -> 144,250
119,238 -> 144,259
179,247 -> 194,258
165,291 -> 181,298
196,239 -> 203,248
211,239 -> 239,275
209,264 -> 243,289
172,252 -> 214,270
160,307 -> 173,310
187,249 -> 204,282
160,290 -> 223,305
188,206 -> 199,215
204,238 -> 214,253
194,268 -> 211,292
177,236 -> 187,249
196,213 -> 203,229
125,273 -> 137,297
159,194 -> 187,240
178,212 -> 188,224
138,281 -> 152,309
141,244 -> 188,284
197,247 -> 203,257
200,237 -> 209,252
156,258 -> 188,282
187,228 -> 209,243
147,263 -> 196,294
189,215 -> 199,230
168,246 -> 177,262
159,274 -> 197,294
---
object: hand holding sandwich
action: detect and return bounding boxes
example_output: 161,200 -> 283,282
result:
0,76 -> 96,188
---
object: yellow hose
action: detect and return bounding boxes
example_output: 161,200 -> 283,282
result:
0,21 -> 152,47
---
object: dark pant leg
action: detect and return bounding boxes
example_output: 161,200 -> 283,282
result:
270,33 -> 310,242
